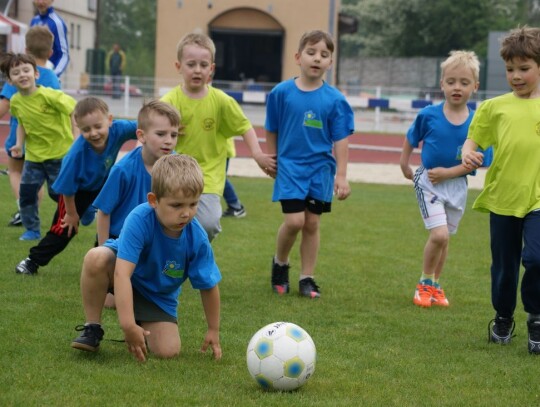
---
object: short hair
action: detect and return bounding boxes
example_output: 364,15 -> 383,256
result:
440,50 -> 480,82
73,97 -> 109,121
500,26 -> 540,65
298,30 -> 335,53
137,99 -> 181,131
0,52 -> 37,79
151,154 -> 204,200
176,32 -> 216,62
25,26 -> 54,60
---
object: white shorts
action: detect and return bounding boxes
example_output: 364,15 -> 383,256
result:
413,166 -> 467,234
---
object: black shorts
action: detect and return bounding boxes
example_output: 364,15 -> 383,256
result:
133,288 -> 177,324
280,198 -> 331,215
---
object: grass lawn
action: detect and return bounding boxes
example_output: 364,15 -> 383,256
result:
0,173 -> 538,406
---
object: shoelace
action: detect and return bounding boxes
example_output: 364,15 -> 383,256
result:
487,318 -> 516,343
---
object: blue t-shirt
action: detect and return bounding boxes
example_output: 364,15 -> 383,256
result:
92,146 -> 151,237
2,66 -> 60,154
265,79 -> 354,202
51,120 -> 137,195
117,203 -> 221,318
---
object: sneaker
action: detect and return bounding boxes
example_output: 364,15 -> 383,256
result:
413,283 -> 433,307
299,277 -> 321,299
15,258 -> 39,275
271,258 -> 290,295
8,211 -> 22,226
527,319 -> 540,354
80,207 -> 96,226
222,205 -> 246,218
19,230 -> 41,241
488,314 -> 515,344
431,287 -> 449,307
71,323 -> 104,352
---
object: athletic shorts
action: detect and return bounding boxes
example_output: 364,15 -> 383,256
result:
281,197 -> 331,215
413,166 -> 467,234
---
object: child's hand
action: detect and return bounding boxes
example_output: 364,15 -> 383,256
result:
254,152 -> 277,178
400,164 -> 414,180
462,151 -> 484,170
124,324 -> 150,362
61,213 -> 80,237
334,176 -> 350,200
201,329 -> 222,360
9,145 -> 22,158
427,167 -> 450,185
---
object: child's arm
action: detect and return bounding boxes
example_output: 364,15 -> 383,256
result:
427,164 -> 473,185
241,128 -> 277,177
60,194 -> 79,237
96,210 -> 111,246
264,130 -> 277,177
400,138 -> 414,180
334,138 -> 350,200
115,258 -> 150,362
0,98 -> 10,119
199,285 -> 222,360
461,139 -> 483,170
10,123 -> 26,158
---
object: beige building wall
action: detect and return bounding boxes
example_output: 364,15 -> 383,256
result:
155,0 -> 341,88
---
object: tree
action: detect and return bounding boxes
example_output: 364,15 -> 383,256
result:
98,0 -> 156,77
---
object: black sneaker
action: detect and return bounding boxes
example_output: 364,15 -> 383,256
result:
15,258 -> 39,275
222,205 -> 246,218
8,211 -> 22,226
271,258 -> 290,295
488,314 -> 515,344
527,319 -> 540,354
299,277 -> 321,299
71,324 -> 104,352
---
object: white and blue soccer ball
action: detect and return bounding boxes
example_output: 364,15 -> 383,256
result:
246,321 -> 316,391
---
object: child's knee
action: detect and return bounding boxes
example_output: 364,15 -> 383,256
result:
428,226 -> 449,246
83,248 -> 115,275
150,341 -> 181,359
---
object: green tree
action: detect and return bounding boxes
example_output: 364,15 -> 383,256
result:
98,0 -> 156,77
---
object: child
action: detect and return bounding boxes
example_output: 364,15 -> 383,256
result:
265,30 -> 354,298
0,26 -> 60,227
461,26 -> 540,354
161,32 -> 275,241
222,137 -> 246,218
71,154 -> 222,363
92,99 -> 179,246
0,52 -> 77,241
14,97 -> 137,275
400,51 -> 480,308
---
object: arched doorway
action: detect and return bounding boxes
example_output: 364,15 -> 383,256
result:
209,8 -> 284,84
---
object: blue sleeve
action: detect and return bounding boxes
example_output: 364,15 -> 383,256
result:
93,166 -> 125,214
330,96 -> 355,142
264,87 -> 279,132
406,110 -> 426,148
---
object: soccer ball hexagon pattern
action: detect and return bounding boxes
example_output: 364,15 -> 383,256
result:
246,322 -> 316,391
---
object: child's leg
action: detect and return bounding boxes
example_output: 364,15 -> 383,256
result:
19,161 -> 46,232
141,321 -> 181,359
7,156 -> 23,202
423,225 -> 450,280
195,194 -> 222,242
299,210 -> 321,277
521,210 -> 540,315
276,211 -> 305,263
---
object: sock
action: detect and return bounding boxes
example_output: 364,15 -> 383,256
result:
433,278 -> 440,289
16,198 -> 20,210
274,256 -> 288,266
86,322 -> 101,327
299,274 -> 313,281
420,273 -> 434,285
528,314 -> 540,323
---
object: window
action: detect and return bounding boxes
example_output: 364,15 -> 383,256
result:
88,0 -> 97,12
70,22 -> 74,49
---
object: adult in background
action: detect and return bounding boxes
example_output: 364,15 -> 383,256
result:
106,43 -> 126,99
30,0 -> 69,77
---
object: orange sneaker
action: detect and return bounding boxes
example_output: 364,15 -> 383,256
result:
432,287 -> 449,307
413,283 -> 433,307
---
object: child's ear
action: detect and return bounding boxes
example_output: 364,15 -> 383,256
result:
147,192 -> 158,208
136,128 -> 145,143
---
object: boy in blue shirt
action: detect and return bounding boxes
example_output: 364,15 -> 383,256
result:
72,155 -> 222,362
265,30 -> 354,298
14,97 -> 137,275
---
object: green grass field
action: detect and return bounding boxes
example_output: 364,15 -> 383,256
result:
1,173 -> 538,406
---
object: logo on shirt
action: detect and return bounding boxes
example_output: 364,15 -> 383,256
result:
202,118 -> 215,131
303,111 -> 323,129
163,260 -> 184,278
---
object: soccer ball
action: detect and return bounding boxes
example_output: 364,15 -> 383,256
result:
246,321 -> 316,391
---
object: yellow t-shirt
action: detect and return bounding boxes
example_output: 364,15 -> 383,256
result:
468,92 -> 540,217
161,85 -> 252,195
10,86 -> 75,163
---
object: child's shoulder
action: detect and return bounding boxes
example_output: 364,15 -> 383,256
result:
36,66 -> 60,89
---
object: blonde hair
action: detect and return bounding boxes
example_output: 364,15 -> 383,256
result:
25,26 -> 54,60
151,154 -> 204,199
73,97 -> 109,121
440,50 -> 480,82
176,32 -> 216,62
137,99 -> 181,131
500,26 -> 540,65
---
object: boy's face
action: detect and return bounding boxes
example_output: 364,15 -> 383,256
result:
175,44 -> 215,93
505,57 -> 540,99
34,0 -> 53,14
8,63 -> 38,94
136,113 -> 179,161
440,64 -> 478,108
76,110 -> 113,153
295,40 -> 333,81
148,189 -> 199,238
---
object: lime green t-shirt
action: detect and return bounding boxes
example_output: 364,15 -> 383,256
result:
468,92 -> 540,217
161,85 -> 252,195
10,86 -> 75,163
